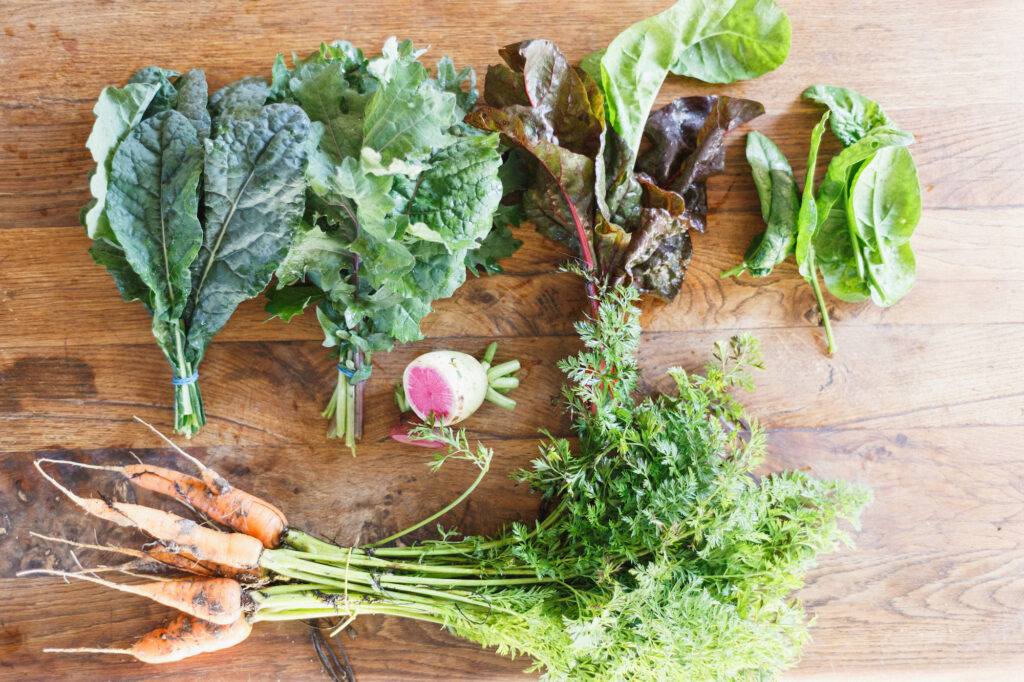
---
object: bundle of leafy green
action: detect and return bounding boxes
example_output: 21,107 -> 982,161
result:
81,67 -> 312,435
263,39 -> 519,448
725,86 -> 922,353
467,0 -> 790,307
258,286 -> 870,680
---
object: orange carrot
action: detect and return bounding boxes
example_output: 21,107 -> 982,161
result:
35,460 -> 263,570
144,545 -> 263,582
122,463 -> 287,548
46,613 -> 253,664
18,570 -> 242,625
29,532 -> 262,581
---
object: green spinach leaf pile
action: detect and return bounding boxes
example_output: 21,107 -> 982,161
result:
82,67 -> 312,435
264,39 -> 518,448
726,85 -> 922,353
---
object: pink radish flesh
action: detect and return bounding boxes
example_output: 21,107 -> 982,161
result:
390,415 -> 446,449
405,366 -> 455,420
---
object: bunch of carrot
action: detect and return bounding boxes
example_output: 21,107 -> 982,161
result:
22,419 -> 524,665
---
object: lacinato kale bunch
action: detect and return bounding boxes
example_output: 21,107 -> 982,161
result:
264,40 -> 519,449
82,67 -> 312,435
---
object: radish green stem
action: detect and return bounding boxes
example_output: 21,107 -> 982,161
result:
490,377 -> 519,391
487,360 -> 520,380
485,388 -> 516,410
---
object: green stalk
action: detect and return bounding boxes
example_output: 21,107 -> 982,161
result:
367,459 -> 491,548
171,319 -> 205,436
807,255 -> 836,355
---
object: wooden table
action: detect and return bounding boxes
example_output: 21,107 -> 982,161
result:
2,0 -> 1022,679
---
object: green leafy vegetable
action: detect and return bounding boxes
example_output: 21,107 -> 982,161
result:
722,131 -> 799,277
727,85 -> 922,354
266,40 -> 517,448
470,36 -> 763,305
81,68 -> 312,435
588,0 -> 789,158
81,82 -> 160,240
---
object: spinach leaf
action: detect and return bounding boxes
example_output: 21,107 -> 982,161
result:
722,130 -> 799,277
593,0 -> 789,159
106,110 -> 204,322
813,125 -> 914,223
729,85 -> 922,354
187,103 -> 311,365
802,85 -> 893,146
82,82 -> 160,239
670,0 -> 792,84
848,146 -> 920,305
794,111 -> 829,277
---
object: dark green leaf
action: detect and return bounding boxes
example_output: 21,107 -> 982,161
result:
209,76 -> 270,133
88,237 -> 152,308
106,110 -> 204,321
802,84 -> 894,146
264,284 -> 324,322
129,66 -> 180,116
82,82 -> 160,239
174,69 -> 211,139
186,103 -> 311,364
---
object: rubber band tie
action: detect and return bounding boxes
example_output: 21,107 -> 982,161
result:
171,371 -> 199,387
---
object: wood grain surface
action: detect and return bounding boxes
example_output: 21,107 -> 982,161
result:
2,0 -> 1023,679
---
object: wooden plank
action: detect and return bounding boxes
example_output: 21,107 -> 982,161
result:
2,0 -> 1024,679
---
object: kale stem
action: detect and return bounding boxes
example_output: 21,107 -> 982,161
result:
807,257 -> 836,355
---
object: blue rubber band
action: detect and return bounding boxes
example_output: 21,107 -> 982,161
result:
172,370 -> 199,387
337,363 -> 355,378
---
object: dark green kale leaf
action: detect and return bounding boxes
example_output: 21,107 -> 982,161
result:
186,103 -> 310,365
173,69 -> 212,139
106,110 -> 204,322
82,82 -> 160,239
129,66 -> 180,117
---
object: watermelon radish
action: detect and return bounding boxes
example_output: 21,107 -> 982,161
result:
394,343 -> 520,443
